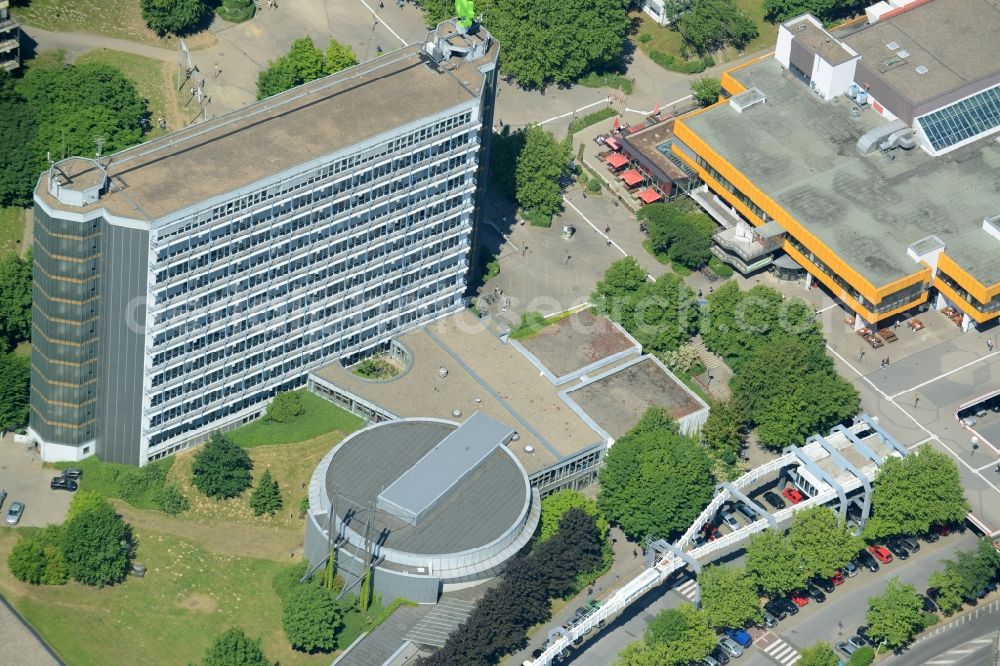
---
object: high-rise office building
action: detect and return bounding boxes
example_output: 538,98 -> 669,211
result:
29,20 -> 498,465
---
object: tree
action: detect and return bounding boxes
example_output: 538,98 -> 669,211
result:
61,500 -> 132,587
202,627 -> 272,666
249,468 -> 284,516
947,538 -> 1000,601
67,490 -> 109,521
846,646 -> 875,666
265,391 -> 303,423
691,77 -> 723,106
192,432 -> 254,499
8,525 -> 67,585
630,273 -> 699,354
927,568 -> 964,615
514,125 -> 571,217
538,490 -> 609,542
615,640 -> 675,666
645,603 -> 717,664
0,351 -> 30,430
156,485 -> 190,515
0,256 -> 34,349
216,0 -> 256,23
865,578 -> 924,649
537,508 -> 605,597
745,530 -> 807,595
798,642 -> 839,666
677,0 -> 758,55
598,411 -> 715,541
414,0 -> 454,26
140,0 -> 209,36
763,0 -> 863,23
701,397 -> 748,469
19,60 -> 148,165
0,72 -> 39,207
488,127 -> 526,202
591,256 -> 647,324
639,199 -> 716,269
484,0 -> 630,89
325,40 -> 359,73
698,564 -> 763,629
864,444 -> 969,542
787,506 -> 862,578
282,584 -> 343,652
257,37 -> 357,100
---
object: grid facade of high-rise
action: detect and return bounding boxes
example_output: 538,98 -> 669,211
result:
29,21 -> 499,465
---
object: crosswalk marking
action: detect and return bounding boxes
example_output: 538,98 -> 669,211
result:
674,578 -> 699,601
762,637 -> 801,665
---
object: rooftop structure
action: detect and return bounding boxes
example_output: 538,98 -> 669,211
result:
304,415 -> 539,604
308,309 -> 709,496
681,59 -> 1000,290
29,20 -> 499,466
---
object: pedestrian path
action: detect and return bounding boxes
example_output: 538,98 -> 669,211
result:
672,577 -> 699,603
689,338 -> 732,400
403,597 -> 476,647
759,636 -> 801,666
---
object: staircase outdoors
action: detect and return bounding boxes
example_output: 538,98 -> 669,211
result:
688,337 -> 732,401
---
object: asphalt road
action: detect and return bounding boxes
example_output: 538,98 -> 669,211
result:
882,598 -> 1000,666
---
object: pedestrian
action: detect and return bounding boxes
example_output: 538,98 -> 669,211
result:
885,356 -> 890,365
914,394 -> 920,407
880,359 -> 885,369
632,548 -> 638,559
213,62 -> 220,79
373,15 -> 378,29
379,0 -> 384,7
698,289 -> 703,298
988,340 -> 995,352
995,464 -> 999,473
376,45 -> 383,54
565,255 -> 571,266
604,225 -> 610,234
606,239 -> 612,247
859,349 -> 865,361
894,320 -> 900,330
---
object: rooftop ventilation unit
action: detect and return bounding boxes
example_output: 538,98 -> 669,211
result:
729,87 -> 766,114
887,41 -> 899,50
897,49 -> 910,58
915,65 -> 929,74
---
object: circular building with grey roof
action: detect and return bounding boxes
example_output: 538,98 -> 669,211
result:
304,412 -> 540,604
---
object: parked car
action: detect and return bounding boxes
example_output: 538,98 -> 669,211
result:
869,544 -> 894,564
923,530 -> 940,543
717,637 -> 744,658
50,476 -> 78,492
842,561 -> 859,578
856,549 -> 881,572
926,587 -> 940,601
765,599 -> 789,620
702,523 -> 722,541
692,534 -> 707,548
811,576 -> 836,593
762,491 -> 786,510
725,628 -> 753,648
782,487 -> 805,504
61,468 -> 84,480
919,595 -> 938,613
886,540 -> 910,560
761,610 -> 779,628
790,590 -> 810,607
574,607 -> 589,621
807,585 -> 826,603
831,570 -> 846,585
702,655 -> 722,666
899,536 -> 920,552
735,502 -> 757,521
710,645 -> 731,665
836,642 -> 859,658
848,635 -> 868,648
857,626 -> 873,644
932,523 -> 952,537
585,599 -> 602,612
720,510 -> 740,530
5,501 -> 24,525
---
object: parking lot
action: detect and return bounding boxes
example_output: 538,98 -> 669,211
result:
0,434 -> 72,528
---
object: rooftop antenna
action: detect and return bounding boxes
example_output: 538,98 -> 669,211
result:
455,0 -> 474,32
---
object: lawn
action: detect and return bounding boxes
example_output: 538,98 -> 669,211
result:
0,207 -> 26,256
227,390 -> 363,448
73,49 -> 186,137
11,0 -> 215,49
633,1 -> 779,69
0,527 -> 330,666
51,457 -> 174,510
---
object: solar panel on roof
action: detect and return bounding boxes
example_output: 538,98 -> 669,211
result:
917,84 -> 1000,151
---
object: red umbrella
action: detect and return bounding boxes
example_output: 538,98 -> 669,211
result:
652,103 -> 660,116
613,116 -> 620,130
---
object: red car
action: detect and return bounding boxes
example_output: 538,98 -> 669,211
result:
782,487 -> 805,504
831,571 -> 845,586
789,590 -> 810,607
933,523 -> 952,537
869,545 -> 894,564
702,522 -> 721,541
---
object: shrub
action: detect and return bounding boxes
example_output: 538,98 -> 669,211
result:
216,0 -> 255,22
265,391 -> 304,423
846,646 -> 875,666
61,500 -> 132,587
8,538 -> 46,584
298,495 -> 309,518
708,256 -> 734,278
567,106 -> 617,137
509,311 -> 547,339
282,584 -> 343,653
649,50 -> 708,74
140,0 -> 209,36
639,32 -> 652,43
156,485 -> 190,515
202,627 -> 272,666
273,561 -> 313,600
587,178 -> 602,193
